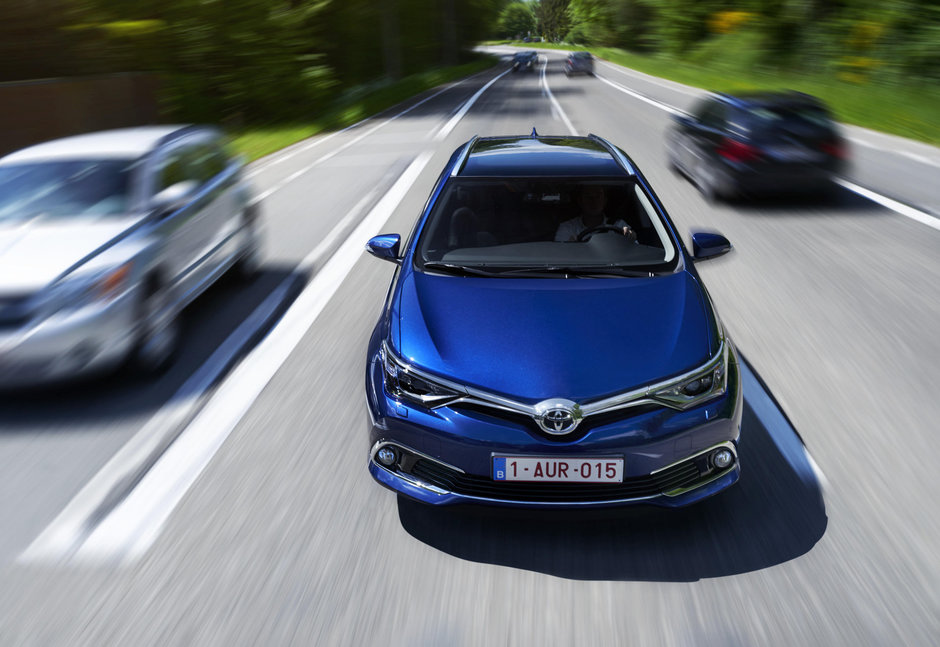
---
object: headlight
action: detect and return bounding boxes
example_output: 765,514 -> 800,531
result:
43,263 -> 132,315
379,343 -> 463,408
650,343 -> 729,410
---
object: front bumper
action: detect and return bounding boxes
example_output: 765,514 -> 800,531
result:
365,348 -> 743,508
0,293 -> 137,389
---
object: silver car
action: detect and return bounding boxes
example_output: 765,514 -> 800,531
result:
0,125 -> 261,387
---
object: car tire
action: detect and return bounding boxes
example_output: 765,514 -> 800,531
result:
696,160 -> 721,204
231,205 -> 263,282
130,279 -> 180,375
665,136 -> 682,176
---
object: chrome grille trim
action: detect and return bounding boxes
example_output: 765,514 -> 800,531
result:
383,337 -> 728,425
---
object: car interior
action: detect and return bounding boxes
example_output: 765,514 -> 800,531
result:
419,179 -> 666,263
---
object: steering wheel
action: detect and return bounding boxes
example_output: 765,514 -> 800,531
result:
576,224 -> 625,241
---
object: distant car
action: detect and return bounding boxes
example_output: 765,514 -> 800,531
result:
512,51 -> 538,73
0,125 -> 261,387
666,91 -> 849,201
565,51 -> 594,76
364,132 -> 742,508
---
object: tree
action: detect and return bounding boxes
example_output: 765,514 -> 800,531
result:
499,2 -> 535,39
535,0 -> 572,42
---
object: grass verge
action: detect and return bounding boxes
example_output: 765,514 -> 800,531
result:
231,56 -> 498,162
493,41 -> 940,146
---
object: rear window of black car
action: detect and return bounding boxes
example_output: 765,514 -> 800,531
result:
745,104 -> 834,132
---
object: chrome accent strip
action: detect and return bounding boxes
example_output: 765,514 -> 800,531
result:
651,440 -> 737,475
370,440 -> 466,475
450,135 -> 479,177
382,339 -> 727,417
662,465 -> 736,497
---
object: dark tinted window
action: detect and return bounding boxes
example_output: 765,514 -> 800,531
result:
744,104 -> 835,133
414,178 -> 677,273
699,102 -> 726,129
0,159 -> 137,221
159,147 -> 198,191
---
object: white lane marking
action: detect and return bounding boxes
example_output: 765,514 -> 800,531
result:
836,179 -> 940,231
598,60 -> 699,97
539,56 -> 577,135
847,137 -> 940,168
73,152 -> 433,563
19,279 -> 295,563
594,72 -> 684,116
434,68 -> 512,141
739,360 -> 829,491
21,177 -> 385,564
246,66 -> 505,179
248,84 -> 452,206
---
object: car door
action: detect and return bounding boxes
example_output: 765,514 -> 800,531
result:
148,135 -> 214,305
190,136 -> 245,276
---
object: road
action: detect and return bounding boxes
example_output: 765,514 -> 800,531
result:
1,49 -> 938,645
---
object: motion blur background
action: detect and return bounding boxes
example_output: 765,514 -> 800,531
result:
2,0 -> 937,157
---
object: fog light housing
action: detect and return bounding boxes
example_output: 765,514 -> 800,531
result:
712,449 -> 734,470
376,447 -> 398,467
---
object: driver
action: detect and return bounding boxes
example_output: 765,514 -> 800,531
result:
554,185 -> 637,242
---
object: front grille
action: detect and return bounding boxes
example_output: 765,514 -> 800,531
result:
408,456 -> 705,502
451,401 -> 663,442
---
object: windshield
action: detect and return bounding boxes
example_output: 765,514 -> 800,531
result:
415,178 -> 678,276
0,158 -> 138,223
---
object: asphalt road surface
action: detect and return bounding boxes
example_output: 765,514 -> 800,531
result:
1,49 -> 938,646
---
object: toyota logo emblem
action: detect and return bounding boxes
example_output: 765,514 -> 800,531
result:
534,398 -> 583,435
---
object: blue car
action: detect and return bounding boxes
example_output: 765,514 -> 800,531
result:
364,133 -> 742,508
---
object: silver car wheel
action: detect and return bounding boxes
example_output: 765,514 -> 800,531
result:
134,287 -> 180,374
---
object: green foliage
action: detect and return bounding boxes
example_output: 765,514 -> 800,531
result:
535,0 -> 573,42
499,2 -> 536,39
9,0 -> 502,124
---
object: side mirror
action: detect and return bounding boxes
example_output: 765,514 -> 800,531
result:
366,234 -> 401,263
690,230 -> 732,261
151,180 -> 198,218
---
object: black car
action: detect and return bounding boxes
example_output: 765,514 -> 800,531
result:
666,91 -> 848,201
565,51 -> 594,76
512,51 -> 538,73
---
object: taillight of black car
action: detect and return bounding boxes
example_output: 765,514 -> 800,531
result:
820,138 -> 848,160
717,138 -> 762,163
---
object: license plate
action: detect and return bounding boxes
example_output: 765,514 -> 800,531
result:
493,456 -> 623,483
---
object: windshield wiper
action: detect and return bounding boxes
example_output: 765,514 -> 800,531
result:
494,265 -> 655,278
421,262 -> 505,277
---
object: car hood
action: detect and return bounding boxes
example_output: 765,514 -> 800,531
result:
0,217 -> 132,294
393,269 -> 714,402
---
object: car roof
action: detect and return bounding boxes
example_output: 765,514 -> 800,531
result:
715,91 -> 826,110
0,125 -> 208,165
458,135 -> 632,177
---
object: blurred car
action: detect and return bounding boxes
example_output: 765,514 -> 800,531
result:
0,125 -> 261,387
512,51 -> 538,73
565,51 -> 594,76
666,91 -> 848,201
364,132 -> 742,508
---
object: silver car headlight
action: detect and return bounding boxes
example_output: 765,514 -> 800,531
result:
649,343 -> 729,410
42,263 -> 133,315
379,343 -> 463,408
